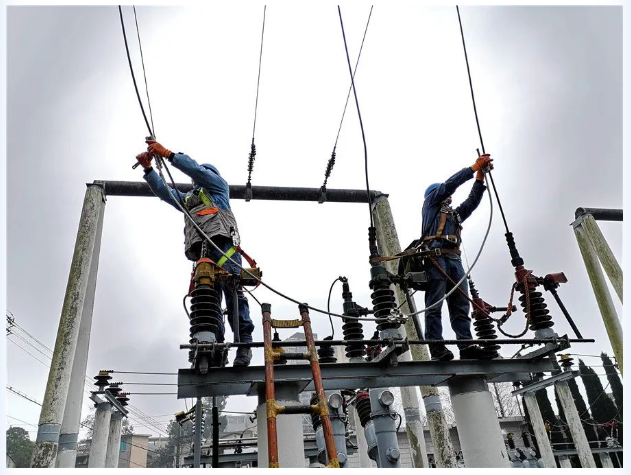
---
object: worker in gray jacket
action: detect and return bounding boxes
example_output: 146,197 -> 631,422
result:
136,140 -> 254,367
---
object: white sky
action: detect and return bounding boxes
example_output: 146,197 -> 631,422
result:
2,2 -> 626,445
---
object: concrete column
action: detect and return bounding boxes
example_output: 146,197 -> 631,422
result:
581,215 -> 622,303
558,455 -> 572,468
523,393 -> 556,468
257,383 -> 305,468
554,381 -> 596,468
599,452 -> 615,468
57,191 -> 105,468
104,412 -> 123,468
31,184 -> 106,467
573,222 -> 623,374
88,402 -> 113,468
372,196 -> 455,468
448,376 -> 510,468
369,388 -> 401,468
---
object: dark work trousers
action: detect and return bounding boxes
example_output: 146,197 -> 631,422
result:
192,238 -> 255,343
424,255 -> 473,349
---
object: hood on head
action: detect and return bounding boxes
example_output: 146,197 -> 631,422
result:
201,163 -> 221,176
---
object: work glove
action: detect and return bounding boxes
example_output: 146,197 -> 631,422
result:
146,139 -> 172,158
471,153 -> 493,172
136,151 -> 153,170
476,161 -> 494,181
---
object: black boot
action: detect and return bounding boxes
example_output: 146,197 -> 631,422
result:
430,344 -> 454,362
233,347 -> 252,367
459,344 -> 488,360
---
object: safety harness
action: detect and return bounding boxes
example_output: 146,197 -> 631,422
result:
422,203 -> 462,246
185,188 -> 219,216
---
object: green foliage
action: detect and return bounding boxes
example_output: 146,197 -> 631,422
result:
6,426 -> 34,468
601,353 -> 623,416
579,359 -> 620,445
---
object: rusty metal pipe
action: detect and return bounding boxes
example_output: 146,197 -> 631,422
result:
261,304 -> 279,468
300,304 -> 340,468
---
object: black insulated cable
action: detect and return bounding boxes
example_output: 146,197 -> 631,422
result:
338,6 -> 374,228
133,5 -> 156,137
246,5 -> 267,195
322,7 -> 373,192
456,6 -> 511,234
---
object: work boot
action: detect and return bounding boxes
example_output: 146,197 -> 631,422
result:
459,344 -> 488,360
430,344 -> 454,362
233,347 -> 252,367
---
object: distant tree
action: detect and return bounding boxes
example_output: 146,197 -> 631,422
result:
81,410 -> 95,440
579,359 -> 619,444
6,427 -> 34,468
203,396 -> 228,440
601,353 -> 623,417
489,382 -> 523,418
121,417 -> 134,435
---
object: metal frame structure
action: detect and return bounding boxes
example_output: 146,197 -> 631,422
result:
32,179 -> 587,469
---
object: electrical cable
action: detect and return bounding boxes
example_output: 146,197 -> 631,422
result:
456,5 -> 510,234
246,5 -> 267,188
337,6 -> 374,228
132,5 -> 156,136
326,277 -> 343,338
118,5 -> 153,137
322,6 -> 373,190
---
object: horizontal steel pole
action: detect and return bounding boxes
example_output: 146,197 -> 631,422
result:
94,180 -> 385,203
553,446 -> 623,457
178,358 -> 555,397
574,207 -> 623,221
511,370 -> 579,395
180,337 -> 594,350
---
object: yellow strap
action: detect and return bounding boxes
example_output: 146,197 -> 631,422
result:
198,189 -> 214,207
271,319 -> 303,329
216,246 -> 237,268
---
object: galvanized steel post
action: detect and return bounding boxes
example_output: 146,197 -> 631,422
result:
554,381 -> 596,467
57,187 -> 105,468
31,184 -> 106,467
372,195 -> 454,468
104,412 -> 124,468
523,392 -> 556,468
88,401 -> 113,468
448,376 -> 510,468
573,219 -> 623,373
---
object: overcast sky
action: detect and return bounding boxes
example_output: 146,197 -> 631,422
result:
3,4 -> 625,441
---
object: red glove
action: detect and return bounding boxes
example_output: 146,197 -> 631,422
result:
146,139 -> 172,158
136,151 -> 153,170
471,153 -> 493,172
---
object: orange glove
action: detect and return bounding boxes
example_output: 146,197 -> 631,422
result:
146,139 -> 172,158
136,151 -> 154,169
471,153 -> 493,172
476,161 -> 494,180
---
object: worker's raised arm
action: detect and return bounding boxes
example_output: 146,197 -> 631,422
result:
146,140 -> 228,194
426,154 -> 493,206
137,150 -> 186,212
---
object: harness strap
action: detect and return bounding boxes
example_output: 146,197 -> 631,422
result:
216,246 -> 258,269
435,208 -> 448,238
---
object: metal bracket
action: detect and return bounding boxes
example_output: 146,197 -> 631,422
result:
89,390 -> 129,416
511,370 -> 579,396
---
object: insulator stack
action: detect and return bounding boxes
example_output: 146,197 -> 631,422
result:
355,390 -> 372,428
370,277 -> 397,331
107,383 -> 123,397
310,394 -> 321,431
507,433 -> 516,450
519,289 -> 553,331
116,393 -> 130,407
94,371 -> 112,391
318,337 -> 337,363
559,354 -> 574,371
342,320 -> 366,359
473,316 -> 500,359
189,284 -> 222,348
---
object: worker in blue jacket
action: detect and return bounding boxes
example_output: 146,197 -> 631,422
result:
136,140 -> 254,367
421,153 -> 493,361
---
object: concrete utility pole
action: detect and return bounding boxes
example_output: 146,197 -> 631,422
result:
372,196 -> 455,468
57,189 -> 105,468
573,213 -> 623,374
88,401 -> 113,468
522,393 -> 556,468
31,184 -> 106,467
599,452 -> 615,468
104,412 -> 124,468
256,383 -> 305,468
554,381 -> 596,468
448,376 -> 510,468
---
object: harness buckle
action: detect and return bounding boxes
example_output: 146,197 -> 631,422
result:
434,248 -> 442,257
